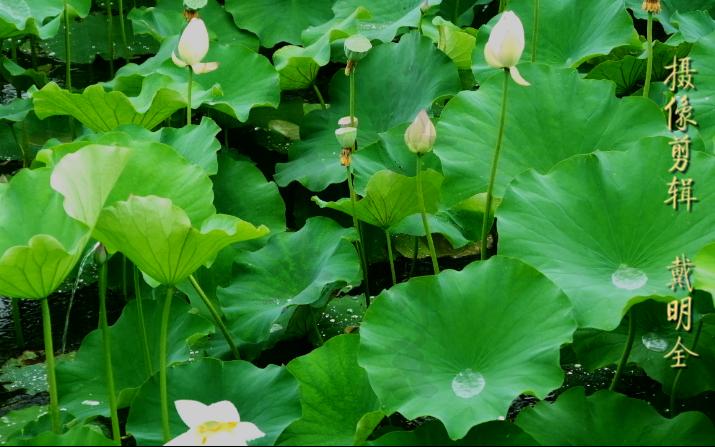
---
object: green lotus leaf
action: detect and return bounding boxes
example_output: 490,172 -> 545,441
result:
126,357 -> 301,446
39,13 -> 159,63
33,82 -> 184,132
573,297 -> 715,399
94,195 -> 268,285
515,387 -> 715,445
333,0 -> 425,42
435,64 -> 669,204
217,217 -> 361,345
497,144 -> 715,330
358,256 -> 576,440
695,242 -> 715,298
686,30 -> 715,152
49,139 -> 216,227
56,296 -> 212,420
0,97 -> 33,122
107,36 -> 279,122
369,420 -> 537,446
213,151 -> 286,235
0,168 -> 89,299
129,0 -> 258,49
627,0 -> 715,34
432,16 -> 476,70
275,32 -> 461,192
0,0 -> 90,40
11,425 -> 115,446
473,0 -> 639,77
1,57 -> 48,92
226,0 -> 334,48
666,10 -> 715,44
313,169 -> 442,230
0,406 -> 46,445
278,334 -> 382,445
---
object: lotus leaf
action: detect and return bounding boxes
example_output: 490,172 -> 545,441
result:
369,420 -> 537,446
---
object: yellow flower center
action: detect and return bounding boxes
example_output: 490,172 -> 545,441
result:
196,421 -> 238,445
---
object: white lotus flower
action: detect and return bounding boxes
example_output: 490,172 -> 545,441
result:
484,11 -> 530,86
172,18 -> 219,74
165,400 -> 265,446
404,109 -> 436,155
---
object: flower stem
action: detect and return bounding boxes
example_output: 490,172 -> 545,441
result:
41,298 -> 61,434
11,299 -> 24,348
669,318 -> 704,414
106,0 -> 115,78
531,0 -> 539,62
188,274 -> 240,360
187,67 -> 193,125
384,229 -> 397,286
313,84 -> 327,111
63,0 -> 72,90
159,286 -> 174,443
480,69 -> 509,260
349,70 -> 356,125
499,0 -> 508,13
118,0 -> 127,48
121,254 -> 128,302
99,263 -> 121,443
643,12 -> 654,99
133,266 -> 153,376
609,308 -> 635,391
416,155 -> 439,275
347,166 -> 371,306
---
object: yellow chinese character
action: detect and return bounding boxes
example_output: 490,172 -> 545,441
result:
669,135 -> 690,173
664,176 -> 679,210
667,255 -> 694,292
664,56 -> 679,91
675,96 -> 697,131
679,178 -> 697,212
664,56 -> 697,91
664,336 -> 699,368
667,296 -> 692,331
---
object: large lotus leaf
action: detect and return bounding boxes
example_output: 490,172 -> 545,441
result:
333,0 -> 426,42
50,142 -> 216,227
33,82 -> 184,132
0,0 -> 90,39
627,0 -> 715,34
687,30 -> 715,152
472,0 -> 639,76
56,296 -> 212,420
218,217 -> 361,345
275,32 -> 461,191
126,357 -> 301,446
94,195 -> 268,285
695,242 -> 715,298
498,144 -> 715,331
107,36 -> 279,122
278,335 -> 382,446
358,256 -> 576,440
573,298 -> 715,398
0,97 -> 33,123
313,169 -> 442,230
226,0 -> 334,48
435,64 -> 669,204
12,426 -> 115,446
0,168 -> 89,299
129,0 -> 258,49
432,16 -> 477,70
0,57 -> 48,91
369,420 -> 537,446
213,151 -> 286,235
0,406 -> 46,445
516,387 -> 715,445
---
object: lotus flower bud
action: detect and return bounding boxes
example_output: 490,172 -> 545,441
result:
172,18 -> 219,74
344,34 -> 372,62
642,0 -> 661,13
404,110 -> 436,155
484,11 -> 530,86
335,126 -> 357,148
338,116 -> 358,128
94,243 -> 108,265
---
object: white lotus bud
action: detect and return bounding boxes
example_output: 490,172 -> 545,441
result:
172,18 -> 219,74
484,11 -> 530,86
335,127 -> 357,148
404,109 -> 436,155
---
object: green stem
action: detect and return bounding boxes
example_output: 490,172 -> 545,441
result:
409,236 -> 419,278
11,299 -> 24,348
133,266 -> 153,376
311,309 -> 324,346
63,1 -> 71,90
313,83 -> 327,111
416,156 -> 440,274
643,12 -> 654,99
453,0 -> 461,22
41,298 -> 61,434
188,274 -> 240,360
159,286 -> 174,443
118,0 -> 127,48
609,308 -> 635,391
106,0 -> 114,78
187,67 -> 193,125
9,124 -> 27,168
499,0 -> 508,13
480,69 -> 509,260
347,167 -> 371,306
385,229 -> 397,286
531,0 -> 539,62
669,319 -> 704,414
99,263 -> 121,442
121,254 -> 128,302
349,70 -> 356,125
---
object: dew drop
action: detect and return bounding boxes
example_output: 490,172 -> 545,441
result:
81,400 -> 100,406
611,264 -> 647,290
269,323 -> 283,333
451,369 -> 485,399
641,332 -> 668,352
